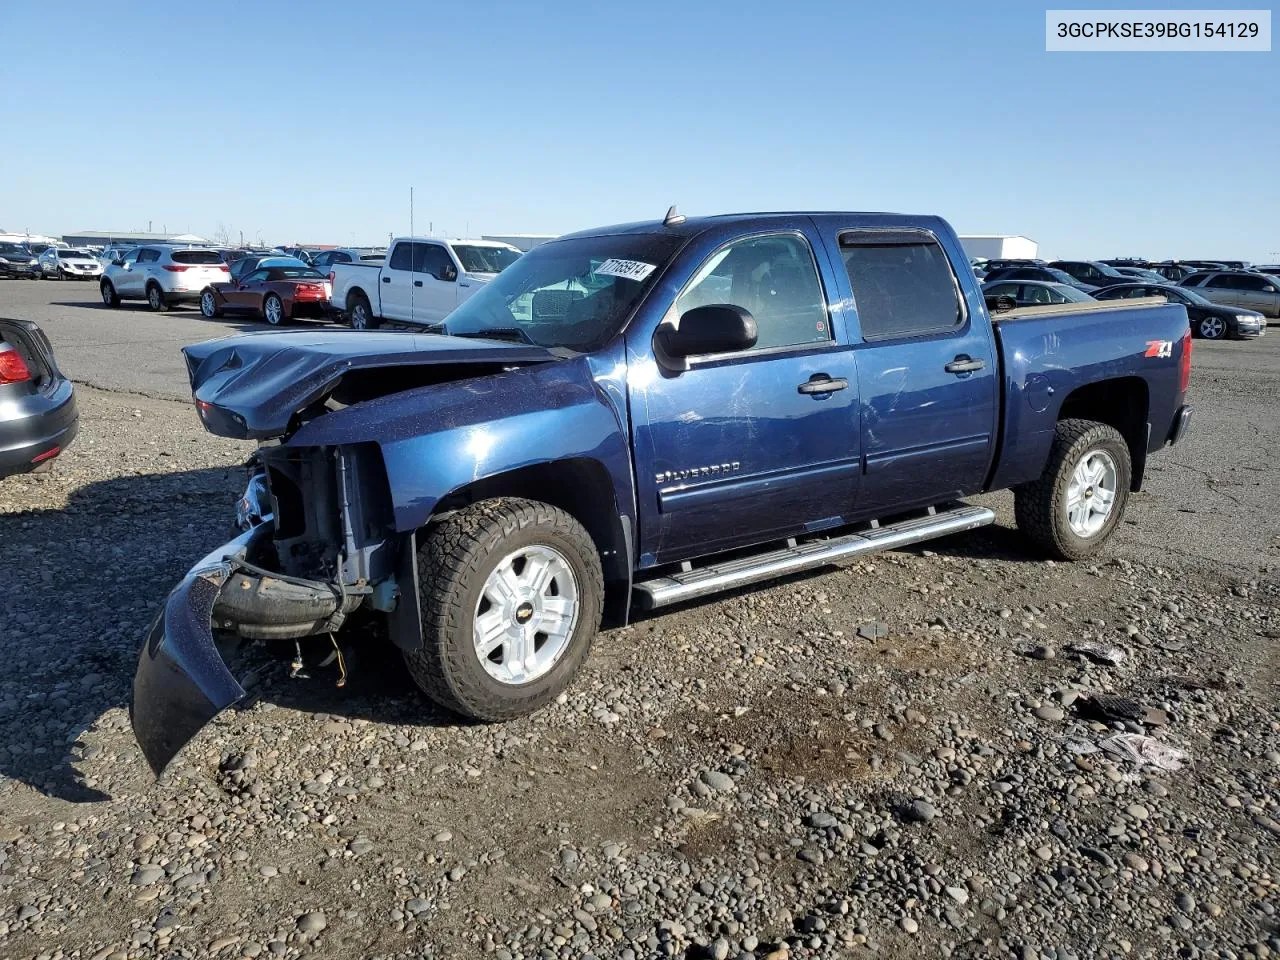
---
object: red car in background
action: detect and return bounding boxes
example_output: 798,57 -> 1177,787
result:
199,263 -> 335,326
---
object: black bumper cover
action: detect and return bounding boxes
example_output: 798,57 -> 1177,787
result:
130,527 -> 263,774
130,521 -> 363,775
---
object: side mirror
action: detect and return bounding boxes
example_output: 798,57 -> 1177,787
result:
439,263 -> 458,282
111,259 -> 124,266
984,294 -> 1017,313
655,304 -> 758,359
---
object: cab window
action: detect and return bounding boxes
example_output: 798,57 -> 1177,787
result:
675,233 -> 831,351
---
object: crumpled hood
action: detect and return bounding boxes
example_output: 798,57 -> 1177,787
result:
183,330 -> 558,440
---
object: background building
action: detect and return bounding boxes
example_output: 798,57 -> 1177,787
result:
61,230 -> 208,247
958,234 -> 1038,261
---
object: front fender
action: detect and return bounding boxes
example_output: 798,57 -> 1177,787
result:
289,357 -> 634,535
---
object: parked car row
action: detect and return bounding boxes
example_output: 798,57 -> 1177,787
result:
978,254 -> 1275,342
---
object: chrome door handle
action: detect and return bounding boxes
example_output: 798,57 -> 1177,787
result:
945,356 -> 985,374
798,375 -> 848,395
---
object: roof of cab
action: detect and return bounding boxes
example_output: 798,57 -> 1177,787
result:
556,211 -> 946,242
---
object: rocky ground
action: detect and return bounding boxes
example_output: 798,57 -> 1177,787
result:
1,283 -> 1278,959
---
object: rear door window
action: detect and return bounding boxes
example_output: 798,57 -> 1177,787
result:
840,232 -> 964,340
388,244 -> 414,271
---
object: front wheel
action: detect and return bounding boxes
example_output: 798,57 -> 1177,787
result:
100,281 -> 120,307
1196,315 -> 1227,340
263,293 -> 285,326
403,498 -> 604,721
1014,419 -> 1131,561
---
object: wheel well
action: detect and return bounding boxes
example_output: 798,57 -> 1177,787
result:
430,460 -> 632,626
346,287 -> 369,310
1056,377 -> 1149,490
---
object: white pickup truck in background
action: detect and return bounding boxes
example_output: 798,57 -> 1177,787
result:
329,237 -> 522,329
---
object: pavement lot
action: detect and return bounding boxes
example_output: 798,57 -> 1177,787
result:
0,279 -> 1277,960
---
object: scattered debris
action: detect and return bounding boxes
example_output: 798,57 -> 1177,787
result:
856,622 -> 889,641
1078,694 -> 1169,727
1063,640 -> 1127,666
1099,734 -> 1187,772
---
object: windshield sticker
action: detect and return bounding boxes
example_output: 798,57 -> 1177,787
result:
595,258 -> 657,282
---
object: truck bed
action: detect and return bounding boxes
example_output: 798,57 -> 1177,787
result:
986,298 -> 1191,493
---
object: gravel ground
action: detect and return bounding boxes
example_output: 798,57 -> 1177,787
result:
1,283 -> 1278,959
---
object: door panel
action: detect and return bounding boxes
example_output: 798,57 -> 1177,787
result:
636,351 -> 860,561
820,225 -> 998,517
627,228 -> 860,563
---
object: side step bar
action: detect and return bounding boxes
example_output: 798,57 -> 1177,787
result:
632,504 -> 995,610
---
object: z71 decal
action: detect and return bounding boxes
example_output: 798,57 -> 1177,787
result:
1145,340 -> 1173,358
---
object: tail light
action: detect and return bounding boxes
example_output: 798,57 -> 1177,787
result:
163,264 -> 190,272
1178,331 -> 1192,394
294,284 -> 324,300
328,271 -> 335,283
0,345 -> 32,384
218,264 -> 230,272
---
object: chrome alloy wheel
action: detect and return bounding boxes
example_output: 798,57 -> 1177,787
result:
200,290 -> 218,317
474,545 -> 579,685
1066,449 -> 1118,538
1199,316 -> 1226,339
264,295 -> 284,325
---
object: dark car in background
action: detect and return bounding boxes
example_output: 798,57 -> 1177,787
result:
981,279 -> 1095,307
983,264 -> 1099,292
228,254 -> 308,284
1147,262 -> 1200,283
200,263 -> 334,325
0,318 -> 78,478
0,242 -> 41,279
1094,282 -> 1266,340
1111,266 -> 1171,284
1048,260 -> 1133,289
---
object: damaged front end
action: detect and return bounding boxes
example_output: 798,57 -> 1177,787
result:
131,446 -> 394,775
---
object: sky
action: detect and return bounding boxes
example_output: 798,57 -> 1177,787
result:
1,0 -> 1276,261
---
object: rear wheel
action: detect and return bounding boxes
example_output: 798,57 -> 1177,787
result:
1196,315 -> 1227,340
199,289 -> 222,318
146,283 -> 170,312
348,292 -> 380,330
100,281 -> 120,307
1014,419 -> 1131,561
263,293 -> 285,326
403,498 -> 604,721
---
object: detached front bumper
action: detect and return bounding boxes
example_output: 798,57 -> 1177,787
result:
131,520 -> 364,775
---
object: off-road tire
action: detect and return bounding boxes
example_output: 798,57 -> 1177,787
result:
1014,418 -> 1131,561
403,497 -> 603,721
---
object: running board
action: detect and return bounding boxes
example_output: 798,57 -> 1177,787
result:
632,504 -> 995,610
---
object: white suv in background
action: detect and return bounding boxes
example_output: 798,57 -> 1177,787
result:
39,248 -> 103,280
101,246 -> 229,311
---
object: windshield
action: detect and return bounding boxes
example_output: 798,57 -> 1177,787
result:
1051,284 -> 1094,302
453,245 -> 521,274
0,243 -> 31,256
444,233 -> 685,350
1174,287 -> 1210,306
61,249 -> 92,259
1046,268 -> 1080,285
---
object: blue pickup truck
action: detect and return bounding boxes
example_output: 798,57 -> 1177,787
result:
130,211 -> 1193,772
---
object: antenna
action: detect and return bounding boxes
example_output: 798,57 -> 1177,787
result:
663,205 -> 686,227
409,186 -> 415,322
